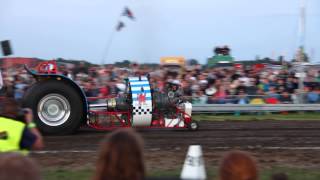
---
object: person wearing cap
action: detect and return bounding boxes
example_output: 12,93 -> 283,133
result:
0,98 -> 44,154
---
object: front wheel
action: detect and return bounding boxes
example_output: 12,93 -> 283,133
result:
187,121 -> 199,131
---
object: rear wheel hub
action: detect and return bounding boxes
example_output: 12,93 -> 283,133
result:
37,93 -> 71,126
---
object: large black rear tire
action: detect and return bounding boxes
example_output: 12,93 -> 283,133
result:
23,80 -> 85,135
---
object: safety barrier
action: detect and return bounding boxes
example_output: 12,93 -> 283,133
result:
192,104 -> 320,113
187,91 -> 320,106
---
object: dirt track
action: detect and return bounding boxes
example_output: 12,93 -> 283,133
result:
32,120 -> 320,171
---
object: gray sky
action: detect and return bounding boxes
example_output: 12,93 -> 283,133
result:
0,0 -> 319,64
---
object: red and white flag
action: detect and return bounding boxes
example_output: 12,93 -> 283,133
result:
122,7 -> 135,20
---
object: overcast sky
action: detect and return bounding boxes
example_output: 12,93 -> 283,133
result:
0,0 -> 319,64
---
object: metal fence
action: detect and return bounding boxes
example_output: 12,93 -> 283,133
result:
190,93 -> 320,113
192,104 -> 320,113
188,92 -> 320,105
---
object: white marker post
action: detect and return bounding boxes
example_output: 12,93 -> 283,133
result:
180,145 -> 206,180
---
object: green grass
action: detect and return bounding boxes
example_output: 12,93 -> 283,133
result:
192,112 -> 320,121
260,167 -> 320,180
43,167 -> 320,180
44,168 -> 93,180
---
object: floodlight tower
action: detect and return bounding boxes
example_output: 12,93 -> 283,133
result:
297,0 -> 307,102
297,0 -> 306,62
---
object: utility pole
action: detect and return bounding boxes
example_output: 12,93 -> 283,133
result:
298,0 -> 306,55
297,0 -> 307,103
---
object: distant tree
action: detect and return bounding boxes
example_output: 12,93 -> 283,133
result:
278,56 -> 284,62
56,58 -> 92,67
262,57 -> 271,61
115,60 -> 131,68
143,63 -> 160,68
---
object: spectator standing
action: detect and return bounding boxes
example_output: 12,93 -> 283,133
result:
236,90 -> 249,105
0,98 -> 44,154
108,80 -> 120,96
73,61 -> 88,75
306,87 -> 319,103
279,91 -> 292,104
214,86 -> 228,104
245,78 -> 258,95
198,74 -> 208,91
192,90 -> 207,104
234,90 -> 249,116
13,75 -> 28,102
291,89 -> 300,104
266,86 -> 280,100
285,77 -> 297,94
258,78 -> 270,92
181,80 -> 192,97
250,89 -> 265,105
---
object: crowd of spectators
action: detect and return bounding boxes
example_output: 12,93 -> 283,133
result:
0,61 -> 311,180
1,61 -> 320,104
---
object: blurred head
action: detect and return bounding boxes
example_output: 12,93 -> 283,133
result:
0,153 -> 41,180
238,89 -> 246,96
218,85 -> 226,91
277,79 -> 284,85
219,151 -> 258,180
94,128 -> 145,180
269,86 -> 277,92
256,89 -> 264,95
281,90 -> 290,96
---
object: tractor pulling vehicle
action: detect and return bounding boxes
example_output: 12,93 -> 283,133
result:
22,61 -> 199,135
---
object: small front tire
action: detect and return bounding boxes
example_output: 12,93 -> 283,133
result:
187,121 -> 199,131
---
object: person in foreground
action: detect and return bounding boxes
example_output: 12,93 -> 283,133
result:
0,153 -> 41,180
94,128 -> 145,180
219,150 -> 258,180
0,98 -> 44,154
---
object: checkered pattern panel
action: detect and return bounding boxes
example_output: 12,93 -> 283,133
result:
132,106 -> 151,115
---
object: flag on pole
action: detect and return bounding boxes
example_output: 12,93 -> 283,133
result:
116,21 -> 125,31
122,7 -> 135,20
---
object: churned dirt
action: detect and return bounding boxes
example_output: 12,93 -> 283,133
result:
31,120 -> 320,171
